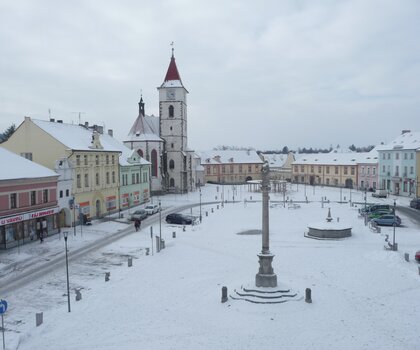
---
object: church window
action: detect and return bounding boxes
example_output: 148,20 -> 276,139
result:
137,149 -> 143,157
169,105 -> 174,118
151,149 -> 158,177
169,159 -> 175,169
170,178 -> 175,187
170,126 -> 173,131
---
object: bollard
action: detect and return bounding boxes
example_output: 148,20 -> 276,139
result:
211,208 -> 214,213
221,286 -> 228,303
75,289 -> 82,301
206,211 -> 208,217
305,288 -> 312,303
172,231 -> 176,238
128,257 -> 133,267
145,247 -> 150,256
36,312 -> 43,327
404,253 -> 409,262
156,236 -> 161,253
105,272 -> 110,282
418,266 -> 420,275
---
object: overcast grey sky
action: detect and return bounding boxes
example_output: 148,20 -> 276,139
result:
1,0 -> 419,151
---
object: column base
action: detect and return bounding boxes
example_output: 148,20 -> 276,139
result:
255,253 -> 278,287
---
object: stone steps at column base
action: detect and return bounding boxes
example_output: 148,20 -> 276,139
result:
229,285 -> 301,304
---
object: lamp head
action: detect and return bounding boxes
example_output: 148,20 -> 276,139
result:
63,231 -> 68,239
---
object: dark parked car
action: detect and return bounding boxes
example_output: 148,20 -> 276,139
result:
410,198 -> 420,209
129,209 -> 148,221
165,213 -> 196,225
415,251 -> 420,262
361,204 -> 390,214
371,214 -> 401,227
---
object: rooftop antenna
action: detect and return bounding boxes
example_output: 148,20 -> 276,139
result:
72,112 -> 86,125
170,41 -> 174,57
48,108 -> 52,119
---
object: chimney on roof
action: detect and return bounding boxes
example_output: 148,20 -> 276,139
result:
108,129 -> 113,137
50,118 -> 55,122
93,125 -> 104,134
401,129 -> 411,135
84,122 -> 89,128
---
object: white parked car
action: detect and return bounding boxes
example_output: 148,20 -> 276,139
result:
144,204 -> 159,215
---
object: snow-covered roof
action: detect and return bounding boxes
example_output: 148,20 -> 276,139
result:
260,153 -> 287,168
32,119 -> 122,152
125,115 -> 162,142
0,147 -> 58,181
199,150 -> 264,165
293,152 -> 372,166
357,148 -> 379,165
376,131 -> 420,151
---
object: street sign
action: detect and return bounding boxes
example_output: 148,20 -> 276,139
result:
0,300 -> 7,315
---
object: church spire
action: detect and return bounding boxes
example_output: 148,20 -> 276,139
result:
163,43 -> 182,83
138,94 -> 145,116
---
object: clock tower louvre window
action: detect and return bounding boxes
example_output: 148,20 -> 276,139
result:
169,105 -> 174,118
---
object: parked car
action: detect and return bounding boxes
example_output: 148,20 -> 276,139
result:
371,214 -> 401,227
129,209 -> 147,221
372,189 -> 388,198
415,251 -> 420,262
409,198 -> 420,209
165,213 -> 196,225
145,204 -> 159,215
368,209 -> 393,219
361,204 -> 390,214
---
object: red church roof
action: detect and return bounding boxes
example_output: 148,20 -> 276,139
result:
163,54 -> 182,82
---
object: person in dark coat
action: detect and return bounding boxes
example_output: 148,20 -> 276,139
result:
134,219 -> 141,231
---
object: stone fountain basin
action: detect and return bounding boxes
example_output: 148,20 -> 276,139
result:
307,222 -> 352,239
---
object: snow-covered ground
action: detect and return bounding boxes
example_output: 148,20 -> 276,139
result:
1,184 -> 419,350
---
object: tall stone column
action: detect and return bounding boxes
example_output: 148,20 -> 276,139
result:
255,161 -> 278,287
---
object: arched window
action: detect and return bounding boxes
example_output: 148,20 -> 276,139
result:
170,178 -> 175,187
151,149 -> 158,177
169,159 -> 175,169
169,105 -> 174,118
137,149 -> 143,157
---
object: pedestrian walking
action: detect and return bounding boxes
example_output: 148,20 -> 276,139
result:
134,219 -> 141,231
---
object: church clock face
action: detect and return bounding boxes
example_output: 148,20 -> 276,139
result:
166,89 -> 175,100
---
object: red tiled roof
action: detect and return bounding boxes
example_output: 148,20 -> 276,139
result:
164,55 -> 182,82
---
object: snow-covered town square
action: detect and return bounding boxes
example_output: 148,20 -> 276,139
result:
0,184 -> 419,350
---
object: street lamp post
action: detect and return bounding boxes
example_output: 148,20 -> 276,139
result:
199,187 -> 202,223
63,231 -> 71,313
392,199 -> 397,250
159,201 -> 162,244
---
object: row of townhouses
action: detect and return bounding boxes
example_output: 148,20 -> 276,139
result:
291,130 -> 420,198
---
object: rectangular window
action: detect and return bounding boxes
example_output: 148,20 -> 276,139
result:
77,174 -> 81,188
112,171 -> 116,183
326,167 -> 330,174
96,155 -> 99,165
372,167 -> 376,175
396,153 -> 399,160
43,189 -> 48,203
112,155 -> 115,164
136,173 -> 139,184
410,166 -> 414,174
84,155 -> 88,165
96,173 -> 100,186
20,152 -> 33,160
294,165 -> 298,172
382,165 -> 386,173
31,191 -> 36,205
76,155 -> 81,166
367,167 -> 370,175
213,166 -> 217,174
66,189 -> 70,197
404,166 -> 407,176
106,155 -> 109,165
248,165 -> 251,172
311,166 -> 314,173
404,153 -> 407,160
351,167 -> 355,175
344,166 -> 348,175
300,165 -> 304,172
361,166 -> 365,174
410,153 -> 414,159
395,166 -> 399,176
387,153 -> 390,160
106,172 -> 110,184
230,165 -> 234,173
60,190 -> 63,198
131,173 -> 135,184
207,166 -> 210,175
318,166 -> 321,173
239,165 -> 243,173
382,153 -> 385,159
335,166 -> 339,175
222,165 -> 225,173
10,193 -> 17,209
84,174 -> 89,187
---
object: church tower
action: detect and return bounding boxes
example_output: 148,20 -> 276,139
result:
158,49 -> 193,193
